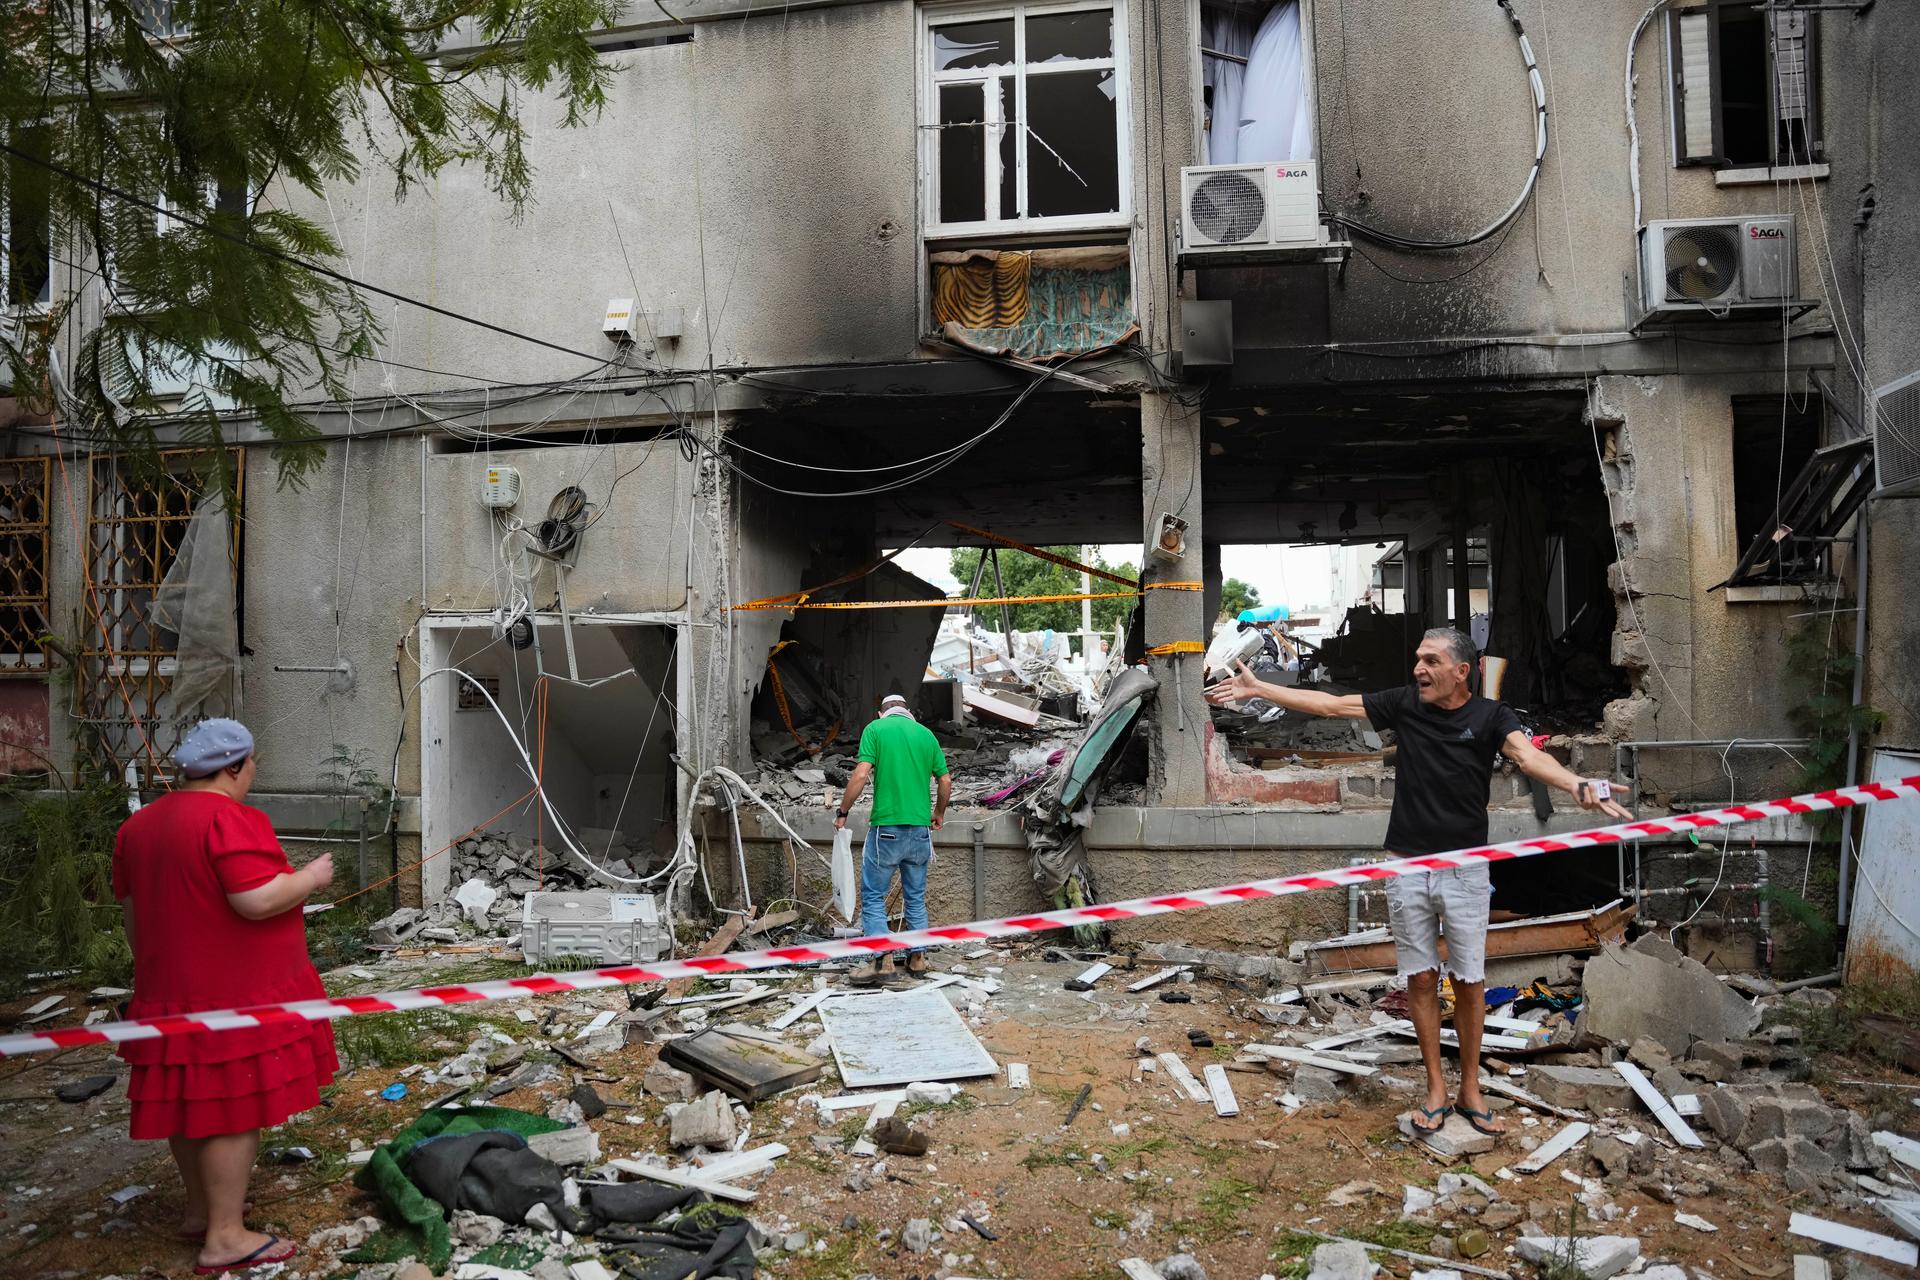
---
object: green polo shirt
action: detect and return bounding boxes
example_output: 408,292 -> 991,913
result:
856,713 -> 949,827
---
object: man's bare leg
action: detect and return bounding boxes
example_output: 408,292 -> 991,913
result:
1406,968 -> 1450,1130
1453,979 -> 1505,1133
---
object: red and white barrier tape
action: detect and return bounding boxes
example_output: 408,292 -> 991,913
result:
5,775 -> 1916,1059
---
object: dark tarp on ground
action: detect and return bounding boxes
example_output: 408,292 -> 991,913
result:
351,1105 -> 567,1271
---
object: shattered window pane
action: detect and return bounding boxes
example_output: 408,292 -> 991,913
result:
934,19 -> 1015,71
1025,70 -> 1120,218
1027,10 -> 1112,62
938,83 -> 987,223
999,80 -> 1019,220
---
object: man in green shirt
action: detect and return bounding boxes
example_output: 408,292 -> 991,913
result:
835,694 -> 952,979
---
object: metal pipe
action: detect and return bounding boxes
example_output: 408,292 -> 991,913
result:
358,799 -> 370,893
1838,502 -> 1870,927
1613,738 -> 1813,900
972,822 -> 986,920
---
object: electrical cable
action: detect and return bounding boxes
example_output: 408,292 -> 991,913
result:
1329,0 -> 1546,253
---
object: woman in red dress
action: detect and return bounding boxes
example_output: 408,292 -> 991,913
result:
113,719 -> 339,1274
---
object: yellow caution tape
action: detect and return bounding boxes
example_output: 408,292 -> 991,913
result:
1144,641 -> 1204,656
731,582 -> 1203,612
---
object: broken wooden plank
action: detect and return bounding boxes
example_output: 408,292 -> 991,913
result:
1872,1197 -> 1920,1243
690,1143 -> 787,1183
963,683 -> 1042,728
1483,1013 -> 1543,1034
1786,1212 -> 1918,1266
744,910 -> 800,936
1295,1229 -> 1514,1280
1307,1021 -> 1408,1052
1389,1025 -> 1532,1052
662,985 -> 768,1006
1006,1063 -> 1030,1089
1614,1061 -> 1705,1149
1243,1044 -> 1380,1077
1201,1063 -> 1241,1117
769,991 -> 833,1031
662,916 -> 749,1000
1478,1074 -> 1586,1121
1066,962 -> 1112,991
1126,966 -> 1188,992
608,1158 -> 756,1203
1872,1129 -> 1920,1174
1308,900 -> 1635,975
1157,1053 -> 1212,1103
1514,1120 -> 1591,1174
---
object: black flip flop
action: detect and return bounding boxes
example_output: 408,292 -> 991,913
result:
1455,1104 -> 1505,1137
1410,1104 -> 1451,1134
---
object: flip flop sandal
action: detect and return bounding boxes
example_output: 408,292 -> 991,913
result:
1410,1104 -> 1451,1134
175,1203 -> 255,1240
194,1235 -> 296,1275
1456,1104 -> 1505,1137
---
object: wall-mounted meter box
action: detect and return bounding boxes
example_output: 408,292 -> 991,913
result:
481,465 -> 522,509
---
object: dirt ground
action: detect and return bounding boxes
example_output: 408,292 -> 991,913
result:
1,952 -> 1913,1280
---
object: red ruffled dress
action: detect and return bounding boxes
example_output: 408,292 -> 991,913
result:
113,790 -> 340,1141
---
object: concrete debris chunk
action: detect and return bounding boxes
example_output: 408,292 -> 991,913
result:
670,1090 -> 738,1149
1304,1240 -> 1377,1280
1403,1185 -> 1437,1215
642,1061 -> 698,1102
1513,1234 -> 1640,1279
1527,1065 -> 1635,1112
1156,1254 -> 1209,1280
903,1217 -> 934,1253
525,1126 -> 600,1167
1578,935 -> 1758,1056
1398,1111 -> 1495,1157
451,1210 -> 506,1247
453,877 -> 498,929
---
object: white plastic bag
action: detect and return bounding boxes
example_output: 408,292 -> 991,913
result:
832,828 -> 858,924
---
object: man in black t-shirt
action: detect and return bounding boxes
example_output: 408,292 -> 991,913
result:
1206,626 -> 1628,1139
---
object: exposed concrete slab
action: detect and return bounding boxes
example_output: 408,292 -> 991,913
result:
1578,935 -> 1759,1056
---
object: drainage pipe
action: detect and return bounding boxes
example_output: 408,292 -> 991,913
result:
972,822 -> 987,920
1838,503 -> 1870,927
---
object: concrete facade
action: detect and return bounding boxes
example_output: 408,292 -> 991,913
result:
7,0 -> 1916,944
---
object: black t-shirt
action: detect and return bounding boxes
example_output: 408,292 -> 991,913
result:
1361,686 -> 1525,855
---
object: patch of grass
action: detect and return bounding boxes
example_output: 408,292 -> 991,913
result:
1021,1145 -> 1087,1171
1172,1174 -> 1259,1241
1779,971 -> 1920,1064
897,1092 -> 977,1123
1107,1135 -> 1170,1161
1346,1219 -> 1435,1252
680,1201 -> 750,1231
335,1013 -> 439,1069
1269,1231 -> 1321,1279
1211,1044 -> 1236,1060
834,1115 -> 869,1145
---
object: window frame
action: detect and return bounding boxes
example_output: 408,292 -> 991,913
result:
1667,0 -> 1822,171
0,457 -> 52,675
917,0 -> 1133,240
2,123 -> 56,315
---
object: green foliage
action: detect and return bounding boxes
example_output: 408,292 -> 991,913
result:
1,0 -> 620,484
1784,614 -> 1884,797
948,545 -> 1138,634
1218,576 -> 1261,619
0,777 -> 133,995
1757,880 -> 1839,978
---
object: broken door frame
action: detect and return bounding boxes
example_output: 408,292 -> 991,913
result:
417,610 -> 693,904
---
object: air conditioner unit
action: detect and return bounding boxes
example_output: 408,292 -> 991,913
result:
1870,369 -> 1920,497
1638,215 -> 1797,316
1180,160 -> 1325,254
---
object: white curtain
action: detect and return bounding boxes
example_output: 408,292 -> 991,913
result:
1202,5 -> 1258,165
1228,1 -> 1314,165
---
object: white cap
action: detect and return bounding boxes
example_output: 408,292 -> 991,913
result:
880,693 -> 909,707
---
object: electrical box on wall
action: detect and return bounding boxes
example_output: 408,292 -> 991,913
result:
604,297 -> 640,343
480,465 -> 521,509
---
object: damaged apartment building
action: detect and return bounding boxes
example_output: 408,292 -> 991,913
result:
4,1 -> 1919,969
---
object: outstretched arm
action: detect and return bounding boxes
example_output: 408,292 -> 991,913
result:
1202,660 -> 1369,719
1501,732 -> 1633,819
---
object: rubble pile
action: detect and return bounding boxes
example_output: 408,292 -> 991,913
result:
366,827 -> 659,948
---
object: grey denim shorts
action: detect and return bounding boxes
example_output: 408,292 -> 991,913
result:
1383,860 -> 1492,983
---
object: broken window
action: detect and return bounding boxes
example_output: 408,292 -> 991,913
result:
1730,394 -> 1825,582
1670,2 -> 1820,169
3,125 -> 54,311
0,458 -> 51,676
79,451 -> 243,775
1199,0 -> 1314,166
923,1 -> 1126,235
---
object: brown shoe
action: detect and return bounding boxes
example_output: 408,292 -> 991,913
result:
850,956 -> 898,986
905,953 -> 930,976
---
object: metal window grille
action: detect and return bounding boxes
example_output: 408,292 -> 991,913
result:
78,450 -> 241,775
0,457 -> 51,676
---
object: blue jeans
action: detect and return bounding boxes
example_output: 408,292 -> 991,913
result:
859,825 -> 933,949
